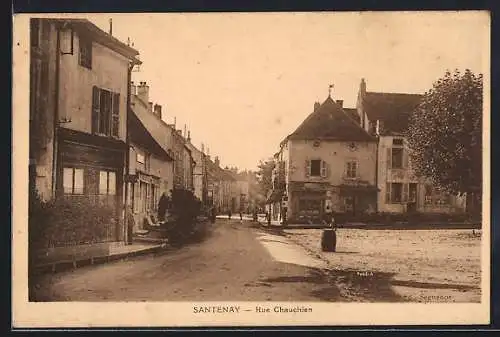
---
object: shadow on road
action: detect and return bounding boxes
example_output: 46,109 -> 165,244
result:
260,267 -> 404,302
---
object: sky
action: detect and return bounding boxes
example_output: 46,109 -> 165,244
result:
81,12 -> 487,171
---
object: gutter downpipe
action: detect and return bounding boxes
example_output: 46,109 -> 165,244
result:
51,24 -> 61,198
124,60 -> 135,245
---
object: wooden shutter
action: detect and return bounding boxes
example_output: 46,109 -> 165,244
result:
403,149 -> 409,169
386,148 -> 392,169
91,86 -> 100,133
386,183 -> 391,203
305,160 -> 311,178
320,160 -> 327,177
111,93 -> 120,137
402,183 -> 409,202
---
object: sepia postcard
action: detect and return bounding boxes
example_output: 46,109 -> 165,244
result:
12,11 -> 490,328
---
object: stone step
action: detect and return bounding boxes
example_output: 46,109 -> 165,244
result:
132,236 -> 169,245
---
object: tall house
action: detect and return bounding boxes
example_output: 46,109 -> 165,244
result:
129,81 -> 174,229
355,78 -> 466,213
271,95 -> 378,224
29,18 -> 140,243
185,136 -> 208,204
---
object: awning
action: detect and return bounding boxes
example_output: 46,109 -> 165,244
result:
337,184 -> 379,195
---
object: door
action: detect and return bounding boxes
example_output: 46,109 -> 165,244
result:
344,196 -> 356,215
408,183 -> 418,212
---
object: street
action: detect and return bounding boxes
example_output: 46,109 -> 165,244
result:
32,219 -> 337,302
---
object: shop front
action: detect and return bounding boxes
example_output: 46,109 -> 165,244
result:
56,127 -> 126,243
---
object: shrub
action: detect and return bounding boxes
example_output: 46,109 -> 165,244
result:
29,192 -> 117,250
166,188 -> 203,245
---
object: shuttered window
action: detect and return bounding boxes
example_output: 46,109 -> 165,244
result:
320,160 -> 327,178
306,159 -> 327,178
112,93 -> 120,137
92,86 -> 120,137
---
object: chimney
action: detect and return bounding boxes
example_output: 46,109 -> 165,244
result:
148,102 -> 153,113
314,102 -> 321,111
215,156 -> 220,167
130,81 -> 137,96
187,130 -> 191,142
336,100 -> 343,108
109,18 -> 113,36
360,78 -> 366,95
136,81 -> 150,104
153,104 -> 162,119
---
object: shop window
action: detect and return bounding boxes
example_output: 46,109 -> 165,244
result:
99,171 -> 116,196
63,167 -> 84,195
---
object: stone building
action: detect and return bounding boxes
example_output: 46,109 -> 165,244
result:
29,18 -> 141,243
355,78 -> 466,214
270,94 -> 378,224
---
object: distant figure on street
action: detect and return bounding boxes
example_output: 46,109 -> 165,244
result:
239,210 -> 243,221
210,206 -> 216,223
228,209 -> 232,220
323,205 -> 335,229
158,192 -> 169,223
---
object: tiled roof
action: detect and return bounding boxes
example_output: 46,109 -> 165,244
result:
288,96 -> 376,142
343,108 -> 361,124
363,92 -> 422,134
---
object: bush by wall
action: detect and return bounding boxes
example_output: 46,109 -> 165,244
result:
29,189 -> 117,250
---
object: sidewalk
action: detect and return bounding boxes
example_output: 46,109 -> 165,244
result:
33,241 -> 166,275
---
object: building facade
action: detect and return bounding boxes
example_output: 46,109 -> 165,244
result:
30,18 -> 141,243
129,85 -> 174,229
270,96 -> 378,224
355,79 -> 466,214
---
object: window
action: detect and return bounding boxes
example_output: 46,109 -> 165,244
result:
391,148 -> 403,169
79,36 -> 92,69
386,182 -> 403,203
306,159 -> 327,177
99,171 -> 116,196
63,167 -> 84,194
137,153 -> 145,164
393,138 -> 404,146
145,153 -> 151,172
310,160 -> 321,176
346,161 -> 358,179
92,86 -> 120,137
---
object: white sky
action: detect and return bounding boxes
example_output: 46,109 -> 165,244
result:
83,11 -> 487,171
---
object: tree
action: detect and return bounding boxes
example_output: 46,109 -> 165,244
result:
406,69 -> 483,215
255,158 -> 275,201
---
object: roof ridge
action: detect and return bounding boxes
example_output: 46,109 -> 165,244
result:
366,91 -> 423,96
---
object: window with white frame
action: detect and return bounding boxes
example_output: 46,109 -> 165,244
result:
63,167 -> 84,195
99,171 -> 116,196
346,161 -> 358,179
306,159 -> 327,178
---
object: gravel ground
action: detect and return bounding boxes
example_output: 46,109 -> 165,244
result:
283,228 -> 482,303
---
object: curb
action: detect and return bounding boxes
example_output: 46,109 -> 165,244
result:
33,244 -> 167,275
